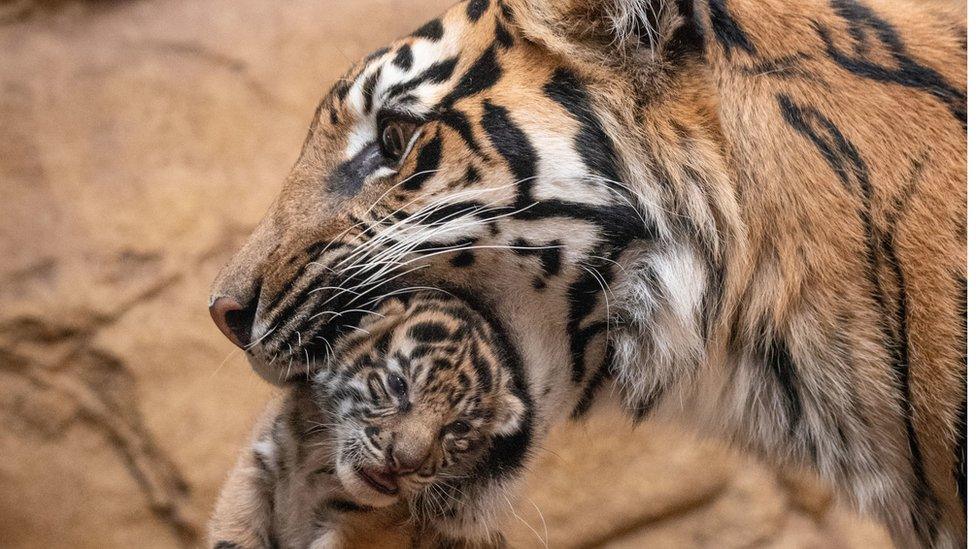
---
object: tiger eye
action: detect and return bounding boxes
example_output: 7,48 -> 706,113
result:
379,120 -> 416,160
445,420 -> 471,436
387,372 -> 408,397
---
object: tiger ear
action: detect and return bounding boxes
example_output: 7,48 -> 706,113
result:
493,386 -> 527,436
357,298 -> 407,332
507,0 -> 702,75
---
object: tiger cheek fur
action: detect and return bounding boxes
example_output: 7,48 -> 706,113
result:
211,0 -> 966,546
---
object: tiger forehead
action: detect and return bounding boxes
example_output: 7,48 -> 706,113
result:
334,297 -> 487,365
318,0 -> 524,130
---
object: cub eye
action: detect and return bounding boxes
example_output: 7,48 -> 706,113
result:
445,420 -> 471,436
387,372 -> 408,398
379,119 -> 417,161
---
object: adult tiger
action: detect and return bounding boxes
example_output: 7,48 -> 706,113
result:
208,0 -> 966,546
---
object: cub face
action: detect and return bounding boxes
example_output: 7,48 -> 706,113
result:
314,293 -> 528,508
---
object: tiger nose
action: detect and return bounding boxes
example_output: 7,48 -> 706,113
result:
209,296 -> 258,349
387,440 -> 430,474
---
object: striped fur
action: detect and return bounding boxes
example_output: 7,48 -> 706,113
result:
210,0 -> 966,546
209,293 -> 526,548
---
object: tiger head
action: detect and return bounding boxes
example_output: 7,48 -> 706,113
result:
313,292 -> 530,509
211,0 -> 730,483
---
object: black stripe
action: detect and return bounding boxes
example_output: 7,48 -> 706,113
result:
310,463 -> 336,477
441,47 -> 502,108
768,336 -> 803,435
439,108 -> 484,157
778,93 -> 940,541
567,317 -> 606,384
662,0 -> 705,62
498,0 -> 513,21
333,79 -> 352,102
304,240 -> 349,258
511,238 -> 562,279
466,0 -> 489,22
818,0 -> 966,128
495,18 -> 515,48
409,321 -> 450,342
708,0 -> 756,56
251,450 -> 274,491
392,44 -> 413,71
543,68 -> 621,183
469,345 -> 494,391
384,57 -> 459,101
323,499 -> 373,513
632,384 -> 668,422
363,47 -> 391,64
402,134 -> 442,191
572,353 -> 610,419
451,250 -> 476,267
954,273 -> 966,511
955,276 -> 969,509
740,53 -> 819,81
264,268 -> 305,317
480,100 -> 537,205
511,199 -> 649,242
412,19 -> 444,41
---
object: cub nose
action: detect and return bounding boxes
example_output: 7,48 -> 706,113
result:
387,441 -> 429,475
209,296 -> 258,349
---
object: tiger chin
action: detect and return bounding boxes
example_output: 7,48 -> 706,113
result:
210,0 -> 966,546
209,292 -> 529,548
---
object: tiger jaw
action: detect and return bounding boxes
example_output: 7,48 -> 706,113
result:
336,460 -> 401,508
335,444 -> 444,508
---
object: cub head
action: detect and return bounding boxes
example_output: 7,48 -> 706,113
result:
314,292 -> 530,508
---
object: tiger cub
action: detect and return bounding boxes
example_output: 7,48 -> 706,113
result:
209,292 -> 529,549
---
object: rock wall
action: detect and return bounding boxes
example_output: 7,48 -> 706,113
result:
0,1 -> 894,547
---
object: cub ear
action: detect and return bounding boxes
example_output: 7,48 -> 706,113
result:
507,0 -> 702,75
356,298 -> 407,332
493,385 -> 528,436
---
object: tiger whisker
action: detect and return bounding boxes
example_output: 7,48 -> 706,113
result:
334,178 -> 527,273
341,324 -> 372,336
335,198 -> 505,284
504,493 -> 548,548
333,180 -> 511,271
343,198 -> 539,290
360,286 -> 459,308
319,264 -> 431,309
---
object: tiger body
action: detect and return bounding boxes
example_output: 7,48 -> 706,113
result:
209,293 -> 528,548
209,0 -> 966,546
209,386 -> 408,549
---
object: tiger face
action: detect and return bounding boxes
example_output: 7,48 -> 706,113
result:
314,292 -> 529,509
210,0 -> 659,434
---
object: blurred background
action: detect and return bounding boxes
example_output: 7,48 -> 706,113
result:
0,1 -> 897,547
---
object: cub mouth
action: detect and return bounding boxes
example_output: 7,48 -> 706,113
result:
356,467 -> 400,496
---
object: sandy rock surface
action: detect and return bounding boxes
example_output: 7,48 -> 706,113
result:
0,1 -> 895,547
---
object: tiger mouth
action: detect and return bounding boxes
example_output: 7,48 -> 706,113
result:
356,467 -> 400,496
